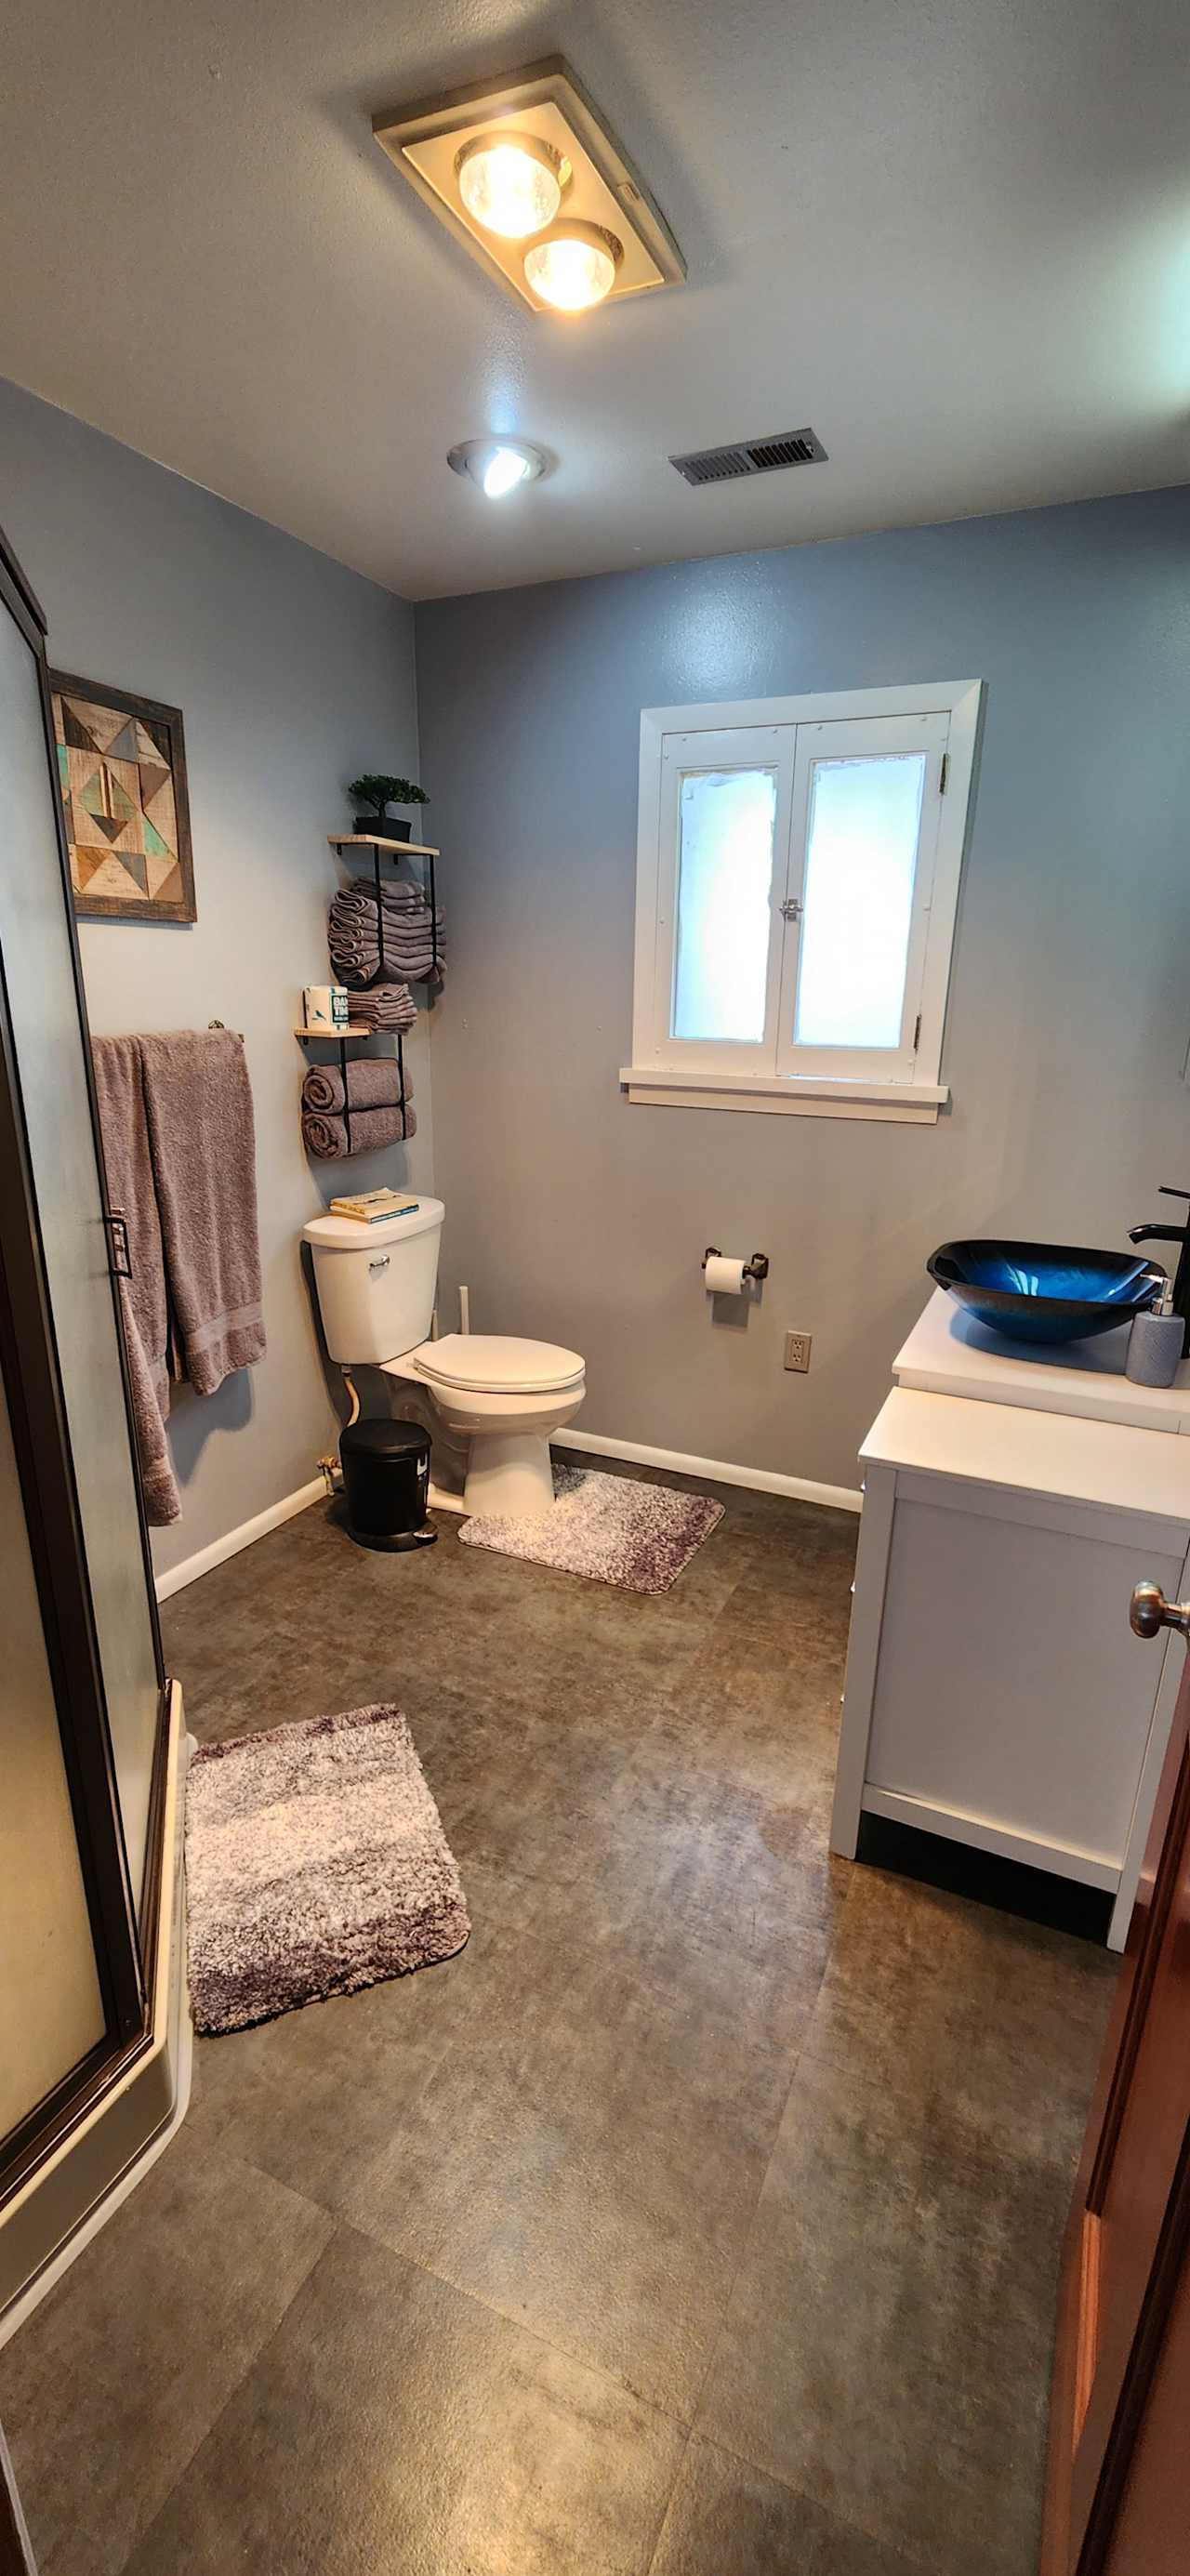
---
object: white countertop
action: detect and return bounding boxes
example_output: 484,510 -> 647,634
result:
862,1386 -> 1190,1526
894,1287 -> 1190,1435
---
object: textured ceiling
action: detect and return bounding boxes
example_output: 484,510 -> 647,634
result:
1,0 -> 1187,598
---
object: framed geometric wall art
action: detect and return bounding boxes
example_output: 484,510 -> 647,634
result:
49,671 -> 196,924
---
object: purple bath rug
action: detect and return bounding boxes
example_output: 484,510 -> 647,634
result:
458,1464 -> 723,1592
185,1702 -> 469,2036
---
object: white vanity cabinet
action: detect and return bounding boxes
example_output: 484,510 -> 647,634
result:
831,1299 -> 1190,1950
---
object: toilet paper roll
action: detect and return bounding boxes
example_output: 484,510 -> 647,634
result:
303,984 -> 348,1030
704,1254 -> 747,1296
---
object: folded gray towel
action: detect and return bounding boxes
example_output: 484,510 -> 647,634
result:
300,1058 -> 414,1116
348,984 -> 417,1032
91,1037 -> 180,1526
139,1030 -> 266,1398
302,1102 -> 418,1159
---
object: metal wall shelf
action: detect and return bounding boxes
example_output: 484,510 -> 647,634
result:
327,834 -> 441,984
297,1021 -> 408,1156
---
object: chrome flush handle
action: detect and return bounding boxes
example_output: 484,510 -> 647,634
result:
1130,1580 -> 1190,1639
778,896 -> 803,922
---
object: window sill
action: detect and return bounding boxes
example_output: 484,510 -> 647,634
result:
618,1066 -> 949,1124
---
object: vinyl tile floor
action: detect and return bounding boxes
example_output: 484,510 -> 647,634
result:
0,1454 -> 1117,2576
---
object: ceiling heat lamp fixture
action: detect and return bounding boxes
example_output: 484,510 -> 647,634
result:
455,132 -> 567,239
523,220 -> 623,312
373,56 -> 683,317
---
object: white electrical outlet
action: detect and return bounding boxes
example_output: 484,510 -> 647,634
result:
784,1330 -> 812,1373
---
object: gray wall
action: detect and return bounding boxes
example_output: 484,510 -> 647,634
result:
0,376 -> 429,1574
416,486 -> 1190,1496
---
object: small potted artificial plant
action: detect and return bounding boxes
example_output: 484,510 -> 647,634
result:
348,774 -> 430,843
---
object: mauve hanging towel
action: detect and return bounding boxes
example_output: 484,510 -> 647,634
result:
139,1029 -> 266,1396
90,1036 -> 181,1526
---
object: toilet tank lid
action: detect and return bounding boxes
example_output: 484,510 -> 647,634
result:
302,1196 -> 444,1250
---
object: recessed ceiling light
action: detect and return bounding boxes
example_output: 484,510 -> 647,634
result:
523,219 -> 622,312
447,438 -> 549,497
455,131 -> 568,240
373,56 -> 684,317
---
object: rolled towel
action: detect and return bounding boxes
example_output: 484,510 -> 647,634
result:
329,886 -> 443,930
302,1102 -> 417,1159
349,984 -> 417,1033
329,941 -> 440,980
332,947 -> 443,989
328,913 -> 441,942
335,881 -> 436,915
300,1057 -> 414,1116
327,885 -> 445,985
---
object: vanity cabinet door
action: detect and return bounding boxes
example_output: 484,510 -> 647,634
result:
1042,1632 -> 1190,2573
865,1480 -> 1183,1879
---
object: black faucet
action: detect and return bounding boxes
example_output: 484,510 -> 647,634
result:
1129,1186 -> 1190,1354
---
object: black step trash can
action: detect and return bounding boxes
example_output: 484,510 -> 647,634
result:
338,1419 -> 436,1552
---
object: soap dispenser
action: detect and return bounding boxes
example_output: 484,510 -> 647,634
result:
1126,1278 -> 1183,1388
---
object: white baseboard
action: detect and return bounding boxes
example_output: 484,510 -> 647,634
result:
154,1439 -> 859,1605
154,1478 -> 324,1602
559,1427 -> 862,1514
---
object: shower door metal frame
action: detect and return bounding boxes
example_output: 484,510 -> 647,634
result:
0,523 -> 171,2213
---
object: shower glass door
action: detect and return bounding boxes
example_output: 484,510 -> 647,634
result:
0,522 -> 167,2220
0,582 -> 163,1926
0,1361 -> 106,2144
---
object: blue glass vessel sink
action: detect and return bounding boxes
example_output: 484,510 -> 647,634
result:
927,1240 -> 1168,1344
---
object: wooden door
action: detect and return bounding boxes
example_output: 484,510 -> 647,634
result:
1041,1585 -> 1190,2574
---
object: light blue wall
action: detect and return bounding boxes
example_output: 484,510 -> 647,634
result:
416,486 -> 1190,1494
0,376 -> 426,1572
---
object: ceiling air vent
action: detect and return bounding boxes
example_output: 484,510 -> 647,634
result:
668,426 -> 827,488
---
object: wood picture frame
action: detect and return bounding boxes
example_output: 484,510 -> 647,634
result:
48,671 -> 196,924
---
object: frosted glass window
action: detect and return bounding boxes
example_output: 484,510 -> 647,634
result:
794,753 -> 926,1049
672,768 -> 777,1042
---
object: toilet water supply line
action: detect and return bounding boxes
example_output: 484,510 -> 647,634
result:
314,1285 -> 470,1494
317,1367 -> 359,1496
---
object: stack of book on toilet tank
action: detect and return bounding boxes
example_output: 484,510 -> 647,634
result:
329,1188 -> 419,1225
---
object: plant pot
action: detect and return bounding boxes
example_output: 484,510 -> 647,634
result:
353,812 -> 411,841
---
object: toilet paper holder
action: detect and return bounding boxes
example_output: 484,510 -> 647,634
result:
703,1246 -> 770,1283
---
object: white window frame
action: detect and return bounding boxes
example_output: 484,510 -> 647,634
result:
622,679 -> 984,1124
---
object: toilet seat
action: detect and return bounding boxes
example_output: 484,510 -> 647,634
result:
414,1333 -> 585,1398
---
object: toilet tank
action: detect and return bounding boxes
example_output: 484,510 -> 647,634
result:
302,1198 -> 445,1363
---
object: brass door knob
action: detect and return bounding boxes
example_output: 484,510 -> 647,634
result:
1130,1580 -> 1190,1639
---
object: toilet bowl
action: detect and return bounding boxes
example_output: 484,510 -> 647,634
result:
302,1201 -> 585,1519
405,1333 -> 585,1517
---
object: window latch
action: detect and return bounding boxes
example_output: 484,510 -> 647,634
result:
778,897 -> 803,922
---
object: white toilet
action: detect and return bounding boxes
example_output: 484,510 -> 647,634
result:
302,1197 -> 585,1518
